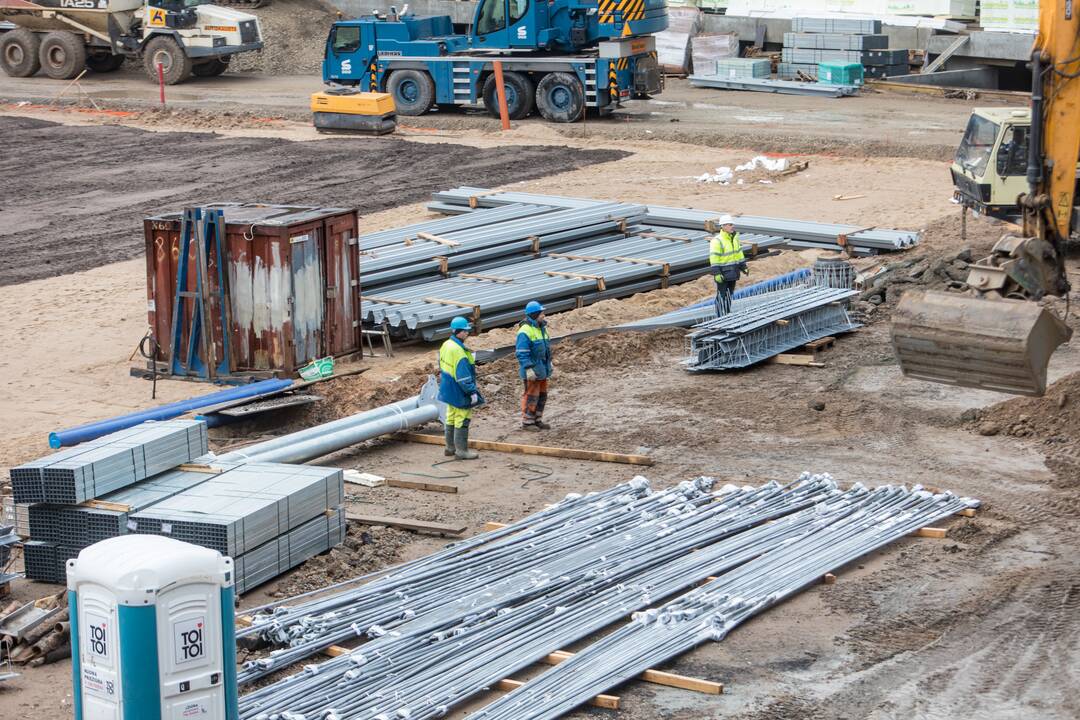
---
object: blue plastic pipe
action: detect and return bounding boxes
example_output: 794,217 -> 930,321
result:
48,378 -> 293,448
683,268 -> 814,310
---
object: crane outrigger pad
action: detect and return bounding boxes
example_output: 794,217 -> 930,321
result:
891,290 -> 1072,397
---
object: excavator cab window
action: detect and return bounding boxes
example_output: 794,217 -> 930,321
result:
332,25 -> 361,54
996,125 -> 1029,177
476,0 -> 507,35
509,0 -> 529,25
956,114 -> 1000,178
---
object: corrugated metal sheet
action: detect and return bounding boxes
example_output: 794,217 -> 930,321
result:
144,203 -> 360,375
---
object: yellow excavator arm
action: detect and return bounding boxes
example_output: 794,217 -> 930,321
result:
891,0 -> 1078,397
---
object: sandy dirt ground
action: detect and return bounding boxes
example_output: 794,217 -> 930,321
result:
1,91 -> 1078,720
0,72 -> 996,157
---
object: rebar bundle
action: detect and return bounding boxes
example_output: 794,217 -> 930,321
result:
684,284 -> 861,370
240,474 -> 838,690
475,483 -> 978,720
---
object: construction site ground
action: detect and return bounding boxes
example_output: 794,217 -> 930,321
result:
1,80 -> 1077,720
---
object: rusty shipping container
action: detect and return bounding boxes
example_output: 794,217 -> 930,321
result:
144,203 -> 360,376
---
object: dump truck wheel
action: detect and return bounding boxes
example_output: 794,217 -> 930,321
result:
86,53 -> 125,73
535,72 -> 584,123
192,58 -> 229,77
143,36 -> 192,85
38,31 -> 86,80
387,69 -> 434,116
0,29 -> 42,78
482,71 -> 534,120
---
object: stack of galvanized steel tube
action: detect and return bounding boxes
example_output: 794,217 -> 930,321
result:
236,475 -> 976,720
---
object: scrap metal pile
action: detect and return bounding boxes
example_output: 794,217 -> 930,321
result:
237,475 -> 976,720
14,380 -> 444,587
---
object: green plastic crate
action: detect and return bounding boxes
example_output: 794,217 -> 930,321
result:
817,62 -> 864,86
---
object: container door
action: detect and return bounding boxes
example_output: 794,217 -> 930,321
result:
290,230 -> 325,367
322,214 -> 360,357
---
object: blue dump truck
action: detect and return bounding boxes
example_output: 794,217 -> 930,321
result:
322,0 -> 668,122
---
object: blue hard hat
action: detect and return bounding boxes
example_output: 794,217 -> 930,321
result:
450,316 -> 473,332
525,300 -> 544,316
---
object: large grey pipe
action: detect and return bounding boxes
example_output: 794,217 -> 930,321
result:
218,376 -> 443,464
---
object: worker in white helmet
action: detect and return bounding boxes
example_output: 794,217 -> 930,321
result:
709,214 -> 748,316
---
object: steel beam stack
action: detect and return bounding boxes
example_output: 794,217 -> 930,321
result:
362,226 -> 784,340
425,187 -> 920,255
10,420 -> 207,504
684,284 -> 860,370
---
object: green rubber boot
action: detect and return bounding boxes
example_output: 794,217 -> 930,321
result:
444,424 -> 456,457
454,425 -> 479,460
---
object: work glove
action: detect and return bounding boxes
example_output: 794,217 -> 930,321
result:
741,264 -> 750,276
526,367 -> 538,382
547,365 -> 555,379
470,393 -> 480,406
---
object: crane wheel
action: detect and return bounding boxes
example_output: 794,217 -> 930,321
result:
143,36 -> 192,85
86,53 -> 125,73
0,29 -> 42,78
38,31 -> 86,80
535,72 -> 585,123
192,58 -> 230,77
482,71 -> 534,120
387,69 -> 435,116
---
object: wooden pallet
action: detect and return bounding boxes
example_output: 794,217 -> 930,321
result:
768,336 -> 836,368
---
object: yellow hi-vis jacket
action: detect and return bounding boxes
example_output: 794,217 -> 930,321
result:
709,230 -> 746,283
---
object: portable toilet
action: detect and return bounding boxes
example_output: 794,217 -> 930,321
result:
68,535 -> 237,720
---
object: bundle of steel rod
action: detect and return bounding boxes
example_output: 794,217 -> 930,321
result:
362,227 -> 785,340
237,475 -> 840,709
474,483 -> 978,720
428,187 -> 920,254
10,419 -> 207,504
684,284 -> 861,370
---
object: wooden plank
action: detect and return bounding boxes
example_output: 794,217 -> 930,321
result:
422,297 -> 480,316
346,513 -> 467,536
396,432 -> 654,466
768,354 -> 825,368
611,256 -> 670,275
544,271 -> 606,291
495,678 -> 619,709
416,231 -> 461,247
957,508 -> 977,518
548,252 -> 608,261
457,272 -> 516,282
386,478 -> 459,494
484,521 -> 509,532
823,573 -> 837,585
545,650 -> 723,694
177,464 -> 227,474
638,231 -> 693,243
360,295 -> 410,305
913,527 -> 947,539
80,499 -> 133,512
236,615 -> 253,627
805,336 -> 835,350
324,645 -> 350,658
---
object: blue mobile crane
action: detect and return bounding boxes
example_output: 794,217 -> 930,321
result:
322,0 -> 667,122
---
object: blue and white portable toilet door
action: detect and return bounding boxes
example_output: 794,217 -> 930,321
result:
67,535 -> 238,720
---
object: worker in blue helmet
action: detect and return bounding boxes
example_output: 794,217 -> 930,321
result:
515,300 -> 553,430
437,316 -> 484,459
709,214 -> 749,316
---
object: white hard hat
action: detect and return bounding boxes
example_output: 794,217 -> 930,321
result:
717,214 -> 735,225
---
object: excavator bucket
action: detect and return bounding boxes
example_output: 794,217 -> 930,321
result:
891,290 -> 1072,397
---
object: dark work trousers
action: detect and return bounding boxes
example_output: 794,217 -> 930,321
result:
714,279 -> 736,317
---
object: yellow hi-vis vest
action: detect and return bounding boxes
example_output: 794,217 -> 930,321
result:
709,230 -> 745,281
